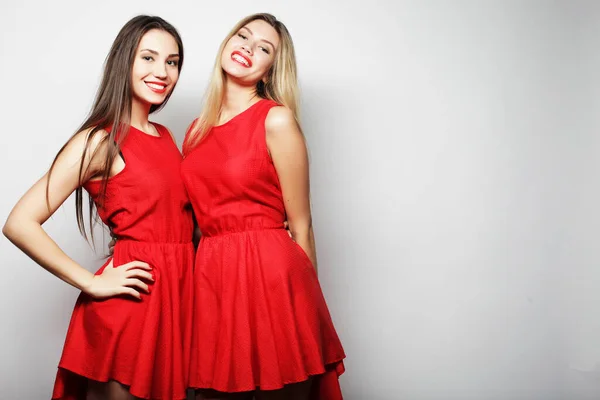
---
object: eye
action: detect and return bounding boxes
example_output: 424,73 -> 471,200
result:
237,33 -> 248,40
167,60 -> 179,66
260,46 -> 270,54
142,55 -> 154,61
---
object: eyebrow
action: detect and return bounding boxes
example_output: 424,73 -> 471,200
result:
140,48 -> 180,58
240,26 -> 276,50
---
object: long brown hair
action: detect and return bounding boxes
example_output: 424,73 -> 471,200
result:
183,13 -> 299,155
47,15 -> 184,241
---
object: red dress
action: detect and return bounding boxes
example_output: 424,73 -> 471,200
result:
52,124 -> 195,400
181,100 -> 346,398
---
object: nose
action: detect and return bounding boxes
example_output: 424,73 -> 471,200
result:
241,43 -> 253,55
153,62 -> 168,79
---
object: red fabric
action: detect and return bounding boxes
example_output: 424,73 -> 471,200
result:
181,100 -> 346,397
52,123 -> 194,400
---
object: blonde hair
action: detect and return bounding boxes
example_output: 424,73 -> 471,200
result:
183,13 -> 300,154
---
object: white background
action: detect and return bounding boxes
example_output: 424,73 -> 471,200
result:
1,1 -> 598,399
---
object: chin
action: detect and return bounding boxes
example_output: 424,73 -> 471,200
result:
223,70 -> 257,86
223,61 -> 253,76
134,94 -> 167,107
223,66 -> 243,78
148,99 -> 166,107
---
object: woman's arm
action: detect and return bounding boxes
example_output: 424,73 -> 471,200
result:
3,130 -> 152,299
266,106 -> 318,274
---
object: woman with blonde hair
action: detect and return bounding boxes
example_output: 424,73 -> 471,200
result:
181,13 -> 346,400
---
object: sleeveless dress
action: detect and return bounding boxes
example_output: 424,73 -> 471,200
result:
52,123 -> 195,400
181,100 -> 346,398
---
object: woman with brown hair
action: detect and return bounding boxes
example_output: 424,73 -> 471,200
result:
3,15 -> 193,400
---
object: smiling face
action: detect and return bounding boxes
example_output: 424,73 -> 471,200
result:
131,29 -> 181,107
220,19 -> 280,86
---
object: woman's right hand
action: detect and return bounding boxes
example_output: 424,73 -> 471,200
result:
85,259 -> 154,300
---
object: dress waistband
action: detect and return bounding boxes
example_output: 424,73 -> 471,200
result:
201,226 -> 285,238
116,238 -> 194,245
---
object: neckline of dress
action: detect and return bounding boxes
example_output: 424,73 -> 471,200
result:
129,122 -> 162,139
213,99 -> 267,129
